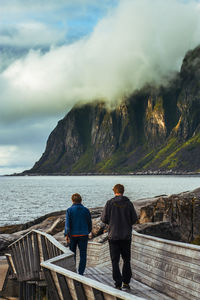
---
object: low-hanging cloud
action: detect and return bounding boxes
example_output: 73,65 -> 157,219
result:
1,0 -> 200,121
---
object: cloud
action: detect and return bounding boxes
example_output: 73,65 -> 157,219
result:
0,22 -> 66,48
1,0 -> 200,122
0,116 -> 61,174
0,145 -> 37,174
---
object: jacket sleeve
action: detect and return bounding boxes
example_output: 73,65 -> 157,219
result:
101,201 -> 110,224
64,209 -> 71,236
130,202 -> 138,225
87,209 -> 92,233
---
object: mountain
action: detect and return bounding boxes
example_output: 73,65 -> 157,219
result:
25,46 -> 200,175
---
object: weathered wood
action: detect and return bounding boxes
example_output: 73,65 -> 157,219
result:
83,285 -> 95,300
32,231 -> 41,273
132,245 -> 200,273
133,233 -> 200,260
0,258 -> 9,292
132,251 -> 199,284
18,239 -> 28,280
74,280 -> 87,300
133,265 -> 198,300
51,270 -> 64,300
43,268 -> 60,300
93,288 -> 105,300
40,235 -> 49,261
26,234 -> 37,279
5,253 -> 16,278
41,259 -> 142,300
57,273 -> 73,300
12,244 -> 23,281
132,241 -> 200,268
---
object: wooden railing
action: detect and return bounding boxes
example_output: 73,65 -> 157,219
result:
6,228 -> 200,300
7,230 -> 144,300
131,230 -> 200,300
41,255 -> 143,300
8,229 -> 75,282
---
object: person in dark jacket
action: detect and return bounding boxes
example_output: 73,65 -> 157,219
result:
101,184 -> 138,290
64,193 -> 92,275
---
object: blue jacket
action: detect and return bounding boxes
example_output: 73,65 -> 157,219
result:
64,203 -> 92,237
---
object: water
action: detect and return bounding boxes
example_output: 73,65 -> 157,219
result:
0,175 -> 199,226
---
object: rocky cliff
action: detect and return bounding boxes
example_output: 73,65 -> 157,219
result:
25,46 -> 200,174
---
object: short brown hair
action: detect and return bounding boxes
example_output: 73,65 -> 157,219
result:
113,184 -> 124,194
72,193 -> 82,203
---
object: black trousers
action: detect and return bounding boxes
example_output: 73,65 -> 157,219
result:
108,239 -> 132,287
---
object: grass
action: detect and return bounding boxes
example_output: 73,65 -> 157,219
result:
161,133 -> 200,168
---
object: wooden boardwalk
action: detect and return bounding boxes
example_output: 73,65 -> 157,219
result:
0,257 -> 18,300
0,258 -> 8,292
85,266 -> 173,300
2,230 -> 200,300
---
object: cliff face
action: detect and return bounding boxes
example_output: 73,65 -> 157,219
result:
27,46 -> 200,174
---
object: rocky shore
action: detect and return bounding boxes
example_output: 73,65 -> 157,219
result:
1,187 -> 200,254
10,171 -> 200,176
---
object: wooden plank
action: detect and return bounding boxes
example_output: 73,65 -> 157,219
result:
57,273 -> 73,300
25,235 -> 33,279
21,238 -> 30,280
11,244 -> 22,281
74,280 -> 87,300
83,285 -> 95,300
0,258 -> 9,292
132,268 -> 195,300
5,254 -> 16,278
132,234 -> 200,260
93,288 -> 105,300
132,250 -> 199,283
41,235 -> 49,261
132,265 -> 199,300
27,234 -> 38,279
33,229 -> 68,253
19,239 -> 28,281
131,257 -> 200,294
45,239 -> 52,259
33,232 -> 41,272
43,268 -> 60,300
132,242 -> 200,270
65,277 -> 78,300
19,281 -> 26,300
132,248 -> 200,277
86,266 -> 173,300
41,261 -> 143,300
51,270 -> 64,300
103,293 -> 116,300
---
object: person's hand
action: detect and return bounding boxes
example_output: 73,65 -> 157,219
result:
88,233 -> 93,239
65,236 -> 70,244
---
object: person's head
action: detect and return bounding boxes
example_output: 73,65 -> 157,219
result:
113,184 -> 124,195
71,193 -> 82,204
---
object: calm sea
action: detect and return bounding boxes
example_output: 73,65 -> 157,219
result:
0,175 -> 199,227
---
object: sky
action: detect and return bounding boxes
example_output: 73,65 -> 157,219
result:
0,0 -> 200,175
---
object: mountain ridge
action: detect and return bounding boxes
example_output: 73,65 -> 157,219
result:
23,46 -> 200,175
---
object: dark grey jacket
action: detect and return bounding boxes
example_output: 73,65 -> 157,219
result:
101,195 -> 138,240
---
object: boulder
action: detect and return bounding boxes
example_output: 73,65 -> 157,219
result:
134,221 -> 181,241
137,187 -> 200,242
91,232 -> 108,243
92,217 -> 107,237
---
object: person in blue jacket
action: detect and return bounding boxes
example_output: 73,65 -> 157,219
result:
64,193 -> 92,275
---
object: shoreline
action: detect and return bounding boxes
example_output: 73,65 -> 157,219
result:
4,171 -> 200,177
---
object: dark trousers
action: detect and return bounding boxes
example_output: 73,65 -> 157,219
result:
69,235 -> 88,275
109,239 -> 132,287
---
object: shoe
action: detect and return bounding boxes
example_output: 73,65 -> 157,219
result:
122,283 -> 130,289
115,284 -> 122,290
